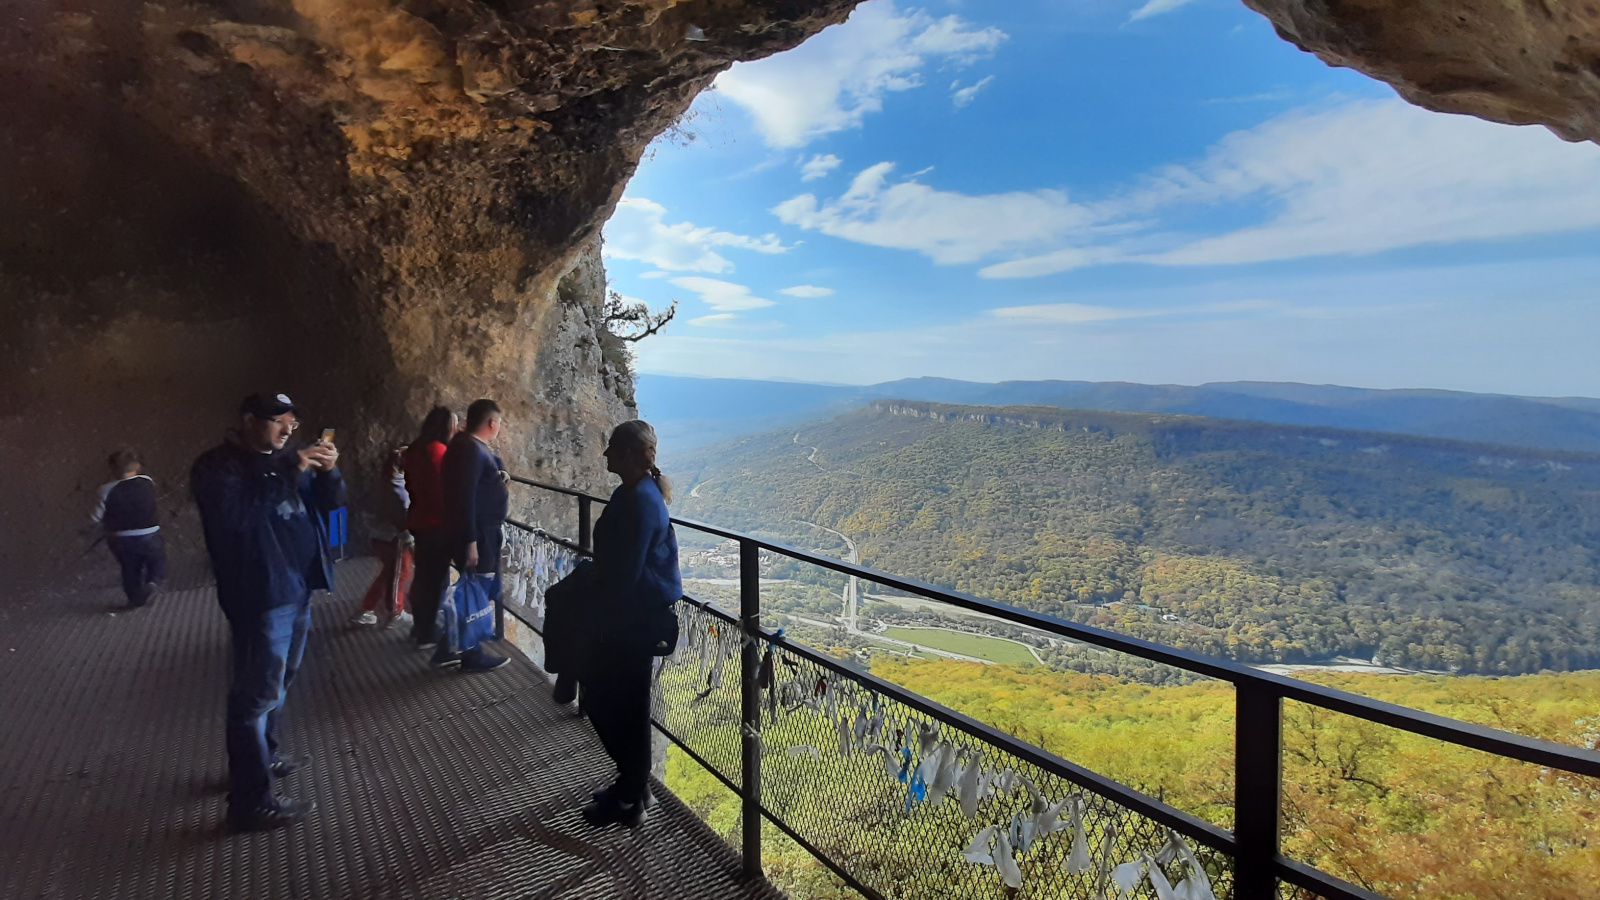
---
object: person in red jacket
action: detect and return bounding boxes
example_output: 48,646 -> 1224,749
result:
351,448 -> 414,628
403,406 -> 457,647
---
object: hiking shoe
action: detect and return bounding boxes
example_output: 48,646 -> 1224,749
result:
270,754 -> 311,779
350,611 -> 378,626
430,647 -> 462,668
582,795 -> 647,828
460,648 -> 509,672
229,797 -> 316,833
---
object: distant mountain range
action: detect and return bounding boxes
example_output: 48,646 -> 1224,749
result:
638,374 -> 1600,455
668,400 -> 1600,674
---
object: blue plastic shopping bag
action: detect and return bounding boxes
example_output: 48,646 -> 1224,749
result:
438,571 -> 497,654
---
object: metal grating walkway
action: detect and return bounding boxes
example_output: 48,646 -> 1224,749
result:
0,558 -> 780,900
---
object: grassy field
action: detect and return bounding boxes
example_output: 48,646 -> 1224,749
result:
882,626 -> 1038,665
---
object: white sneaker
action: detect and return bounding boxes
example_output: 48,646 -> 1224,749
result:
379,610 -> 414,631
351,611 -> 378,626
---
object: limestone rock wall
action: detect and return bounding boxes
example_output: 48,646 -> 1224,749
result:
0,0 -> 859,582
1246,0 -> 1600,144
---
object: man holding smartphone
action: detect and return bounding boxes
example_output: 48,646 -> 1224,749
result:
191,392 -> 344,832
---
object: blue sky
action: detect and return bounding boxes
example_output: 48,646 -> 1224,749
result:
605,0 -> 1600,397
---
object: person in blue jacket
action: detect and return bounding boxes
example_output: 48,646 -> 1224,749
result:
191,392 -> 343,832
582,419 -> 681,828
438,398 -> 511,672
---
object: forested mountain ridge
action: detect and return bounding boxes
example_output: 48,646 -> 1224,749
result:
666,400 -> 1600,675
638,373 -> 1600,453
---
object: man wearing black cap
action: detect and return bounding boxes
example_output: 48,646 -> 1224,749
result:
191,392 -> 344,832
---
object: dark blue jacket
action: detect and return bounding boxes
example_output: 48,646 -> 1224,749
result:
442,433 -> 509,571
191,439 -> 345,613
593,477 -> 681,621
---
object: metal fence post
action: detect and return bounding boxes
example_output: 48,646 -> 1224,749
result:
578,496 -> 593,554
739,538 -> 763,880
1235,683 -> 1283,900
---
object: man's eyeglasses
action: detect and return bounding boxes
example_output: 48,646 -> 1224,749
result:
268,416 -> 300,433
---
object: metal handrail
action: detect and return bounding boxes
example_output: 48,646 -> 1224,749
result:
509,477 -> 1600,779
504,476 -> 1600,900
676,594 -> 1238,854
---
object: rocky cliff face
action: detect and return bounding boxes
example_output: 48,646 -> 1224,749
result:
2,0 -> 1596,582
1247,0 -> 1600,144
0,0 -> 857,579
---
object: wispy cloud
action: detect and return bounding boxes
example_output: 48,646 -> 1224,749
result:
772,162 -> 1091,265
1128,0 -> 1198,22
769,99 -> 1600,278
780,285 -> 836,298
604,198 -> 787,273
1203,89 -> 1296,105
988,302 -> 1162,324
989,299 -> 1275,323
800,154 -> 843,182
714,0 -> 1006,148
668,277 -> 777,312
636,260 -> 1600,396
950,75 -> 995,109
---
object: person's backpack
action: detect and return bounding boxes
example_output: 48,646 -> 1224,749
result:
543,561 -> 594,674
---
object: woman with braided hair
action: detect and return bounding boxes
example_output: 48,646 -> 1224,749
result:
581,419 -> 681,828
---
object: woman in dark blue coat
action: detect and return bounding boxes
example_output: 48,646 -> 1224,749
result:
582,420 -> 681,828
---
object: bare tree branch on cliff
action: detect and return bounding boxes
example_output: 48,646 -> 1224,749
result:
603,291 -> 677,343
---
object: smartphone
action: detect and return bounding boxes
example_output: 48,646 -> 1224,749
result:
320,428 -> 336,445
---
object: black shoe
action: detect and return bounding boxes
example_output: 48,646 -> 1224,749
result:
270,754 -> 311,779
228,797 -> 316,833
551,674 -> 577,705
430,647 -> 462,668
591,783 -> 658,810
582,795 -> 647,828
459,647 -> 509,672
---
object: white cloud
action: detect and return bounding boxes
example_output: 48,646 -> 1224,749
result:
780,285 -> 836,298
639,270 -> 670,279
1128,0 -> 1199,22
979,248 -> 1123,279
1133,100 -> 1600,267
688,313 -> 738,327
800,154 -> 844,181
989,303 -> 1162,324
715,0 -> 1006,148
950,75 -> 995,109
989,298 -> 1276,323
769,99 -> 1600,279
772,162 -> 1093,264
668,277 -> 777,312
603,197 -> 787,273
983,100 -> 1600,277
635,259 -> 1600,397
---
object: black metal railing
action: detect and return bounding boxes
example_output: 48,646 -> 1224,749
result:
500,476 -> 1600,900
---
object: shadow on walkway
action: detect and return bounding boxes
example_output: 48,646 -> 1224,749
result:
0,559 -> 778,900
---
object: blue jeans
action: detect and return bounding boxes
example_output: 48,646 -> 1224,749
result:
223,597 -> 311,815
107,533 -> 165,605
